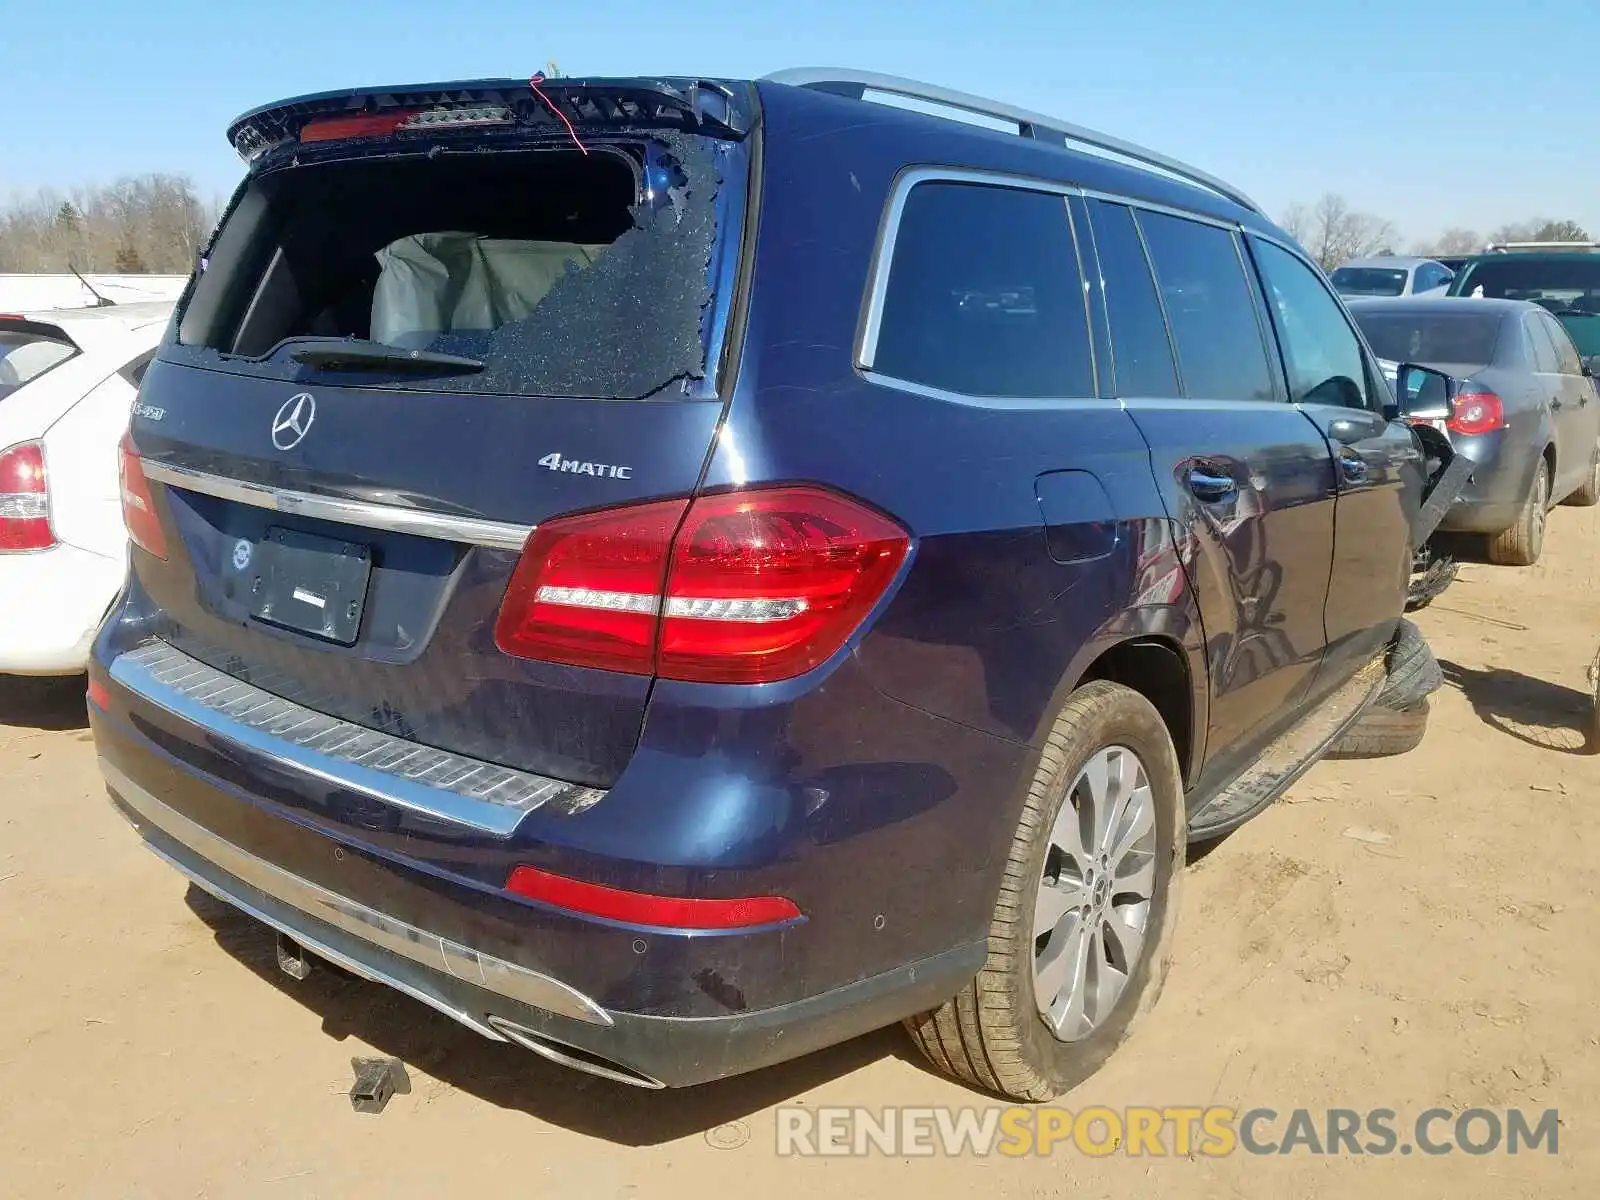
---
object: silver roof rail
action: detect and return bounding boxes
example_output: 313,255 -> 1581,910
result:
761,67 -> 1261,215
1486,240 -> 1600,253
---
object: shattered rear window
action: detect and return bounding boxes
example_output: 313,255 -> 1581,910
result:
168,132 -> 735,400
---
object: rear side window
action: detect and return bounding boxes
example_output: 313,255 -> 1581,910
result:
1539,312 -> 1585,374
871,181 -> 1094,399
0,327 -> 78,400
1136,212 -> 1276,402
171,135 -> 738,400
1086,200 -> 1179,397
1526,317 -> 1564,373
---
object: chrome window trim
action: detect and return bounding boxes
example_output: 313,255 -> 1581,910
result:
1078,187 -> 1240,233
109,641 -> 603,839
103,759 -> 613,1027
857,370 -> 1126,412
139,460 -> 534,551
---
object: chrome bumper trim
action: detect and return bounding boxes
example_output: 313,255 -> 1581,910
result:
109,640 -> 604,838
139,459 -> 535,551
103,759 -> 613,1028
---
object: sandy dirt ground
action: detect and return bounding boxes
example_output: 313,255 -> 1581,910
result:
3,507 -> 1598,1199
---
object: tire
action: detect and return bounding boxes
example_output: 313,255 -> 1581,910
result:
1487,457 -> 1549,567
903,681 -> 1184,1102
1375,619 -> 1442,709
1563,442 -> 1600,507
1327,697 -> 1430,760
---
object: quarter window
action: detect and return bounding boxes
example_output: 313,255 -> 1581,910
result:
1526,317 -> 1564,374
1539,313 -> 1585,375
872,181 -> 1095,399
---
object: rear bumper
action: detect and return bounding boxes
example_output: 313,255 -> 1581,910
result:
87,624 -> 1017,1087
104,760 -> 980,1087
0,543 -> 124,674
1436,442 -> 1535,534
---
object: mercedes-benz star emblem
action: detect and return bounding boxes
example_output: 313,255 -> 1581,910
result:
271,393 -> 316,451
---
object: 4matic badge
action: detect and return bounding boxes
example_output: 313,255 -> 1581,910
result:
538,452 -> 632,480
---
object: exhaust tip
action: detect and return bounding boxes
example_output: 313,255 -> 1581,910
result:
487,1016 -> 664,1089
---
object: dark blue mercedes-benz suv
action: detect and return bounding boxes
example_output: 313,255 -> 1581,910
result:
88,69 -> 1455,1100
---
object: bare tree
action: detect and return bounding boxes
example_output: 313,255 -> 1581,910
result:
1416,227 -> 1483,256
1281,193 -> 1399,271
1488,217 -> 1592,246
1280,201 -> 1312,246
0,174 -> 217,274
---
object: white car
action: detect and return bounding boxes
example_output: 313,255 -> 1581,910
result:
0,302 -> 173,674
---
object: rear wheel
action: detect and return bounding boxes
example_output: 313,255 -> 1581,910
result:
1564,443 -> 1600,507
904,682 -> 1184,1101
1487,458 -> 1549,566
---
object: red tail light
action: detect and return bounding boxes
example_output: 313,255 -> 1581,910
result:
505,865 -> 802,929
494,485 -> 911,684
1447,389 -> 1505,436
0,441 -> 54,552
118,434 -> 167,560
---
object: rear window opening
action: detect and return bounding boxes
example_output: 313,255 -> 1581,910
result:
174,134 -> 733,400
0,323 -> 78,400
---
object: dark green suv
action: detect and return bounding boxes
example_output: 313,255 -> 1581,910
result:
1447,247 -> 1600,362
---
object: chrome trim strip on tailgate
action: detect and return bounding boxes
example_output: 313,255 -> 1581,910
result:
109,641 -> 604,838
103,759 -> 613,1027
138,460 -> 535,551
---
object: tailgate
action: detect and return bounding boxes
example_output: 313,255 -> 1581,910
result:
120,86 -> 753,789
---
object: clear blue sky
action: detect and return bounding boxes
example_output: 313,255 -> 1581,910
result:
4,0 -> 1594,243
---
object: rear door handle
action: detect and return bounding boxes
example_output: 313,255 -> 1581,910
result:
1552,396 -> 1564,411
1187,467 -> 1236,503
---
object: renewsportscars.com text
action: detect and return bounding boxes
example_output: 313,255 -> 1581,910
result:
775,1105 -> 1560,1158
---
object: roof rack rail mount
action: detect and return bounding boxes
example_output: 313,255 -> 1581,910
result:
760,67 -> 1261,215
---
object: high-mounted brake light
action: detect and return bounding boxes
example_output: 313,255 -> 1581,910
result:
299,105 -> 514,144
299,110 -> 421,143
0,442 -> 54,553
505,865 -> 802,930
1447,389 -> 1505,437
118,434 -> 167,560
494,486 -> 911,684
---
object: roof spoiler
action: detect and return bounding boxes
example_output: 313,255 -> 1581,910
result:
226,77 -> 755,165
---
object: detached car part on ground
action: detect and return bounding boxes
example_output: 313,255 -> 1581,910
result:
93,70 -> 1455,1103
